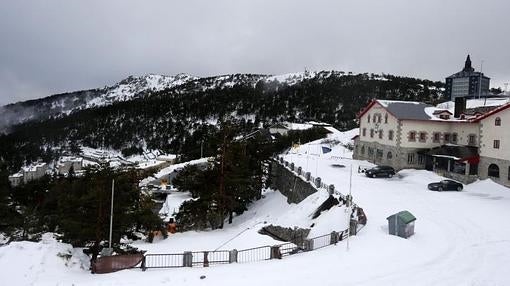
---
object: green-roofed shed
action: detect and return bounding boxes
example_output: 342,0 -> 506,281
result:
387,210 -> 416,238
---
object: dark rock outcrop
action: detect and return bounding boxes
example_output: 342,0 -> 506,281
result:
258,225 -> 310,245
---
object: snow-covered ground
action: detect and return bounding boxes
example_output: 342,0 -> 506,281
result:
138,157 -> 210,187
2,129 -> 510,285
80,146 -> 174,170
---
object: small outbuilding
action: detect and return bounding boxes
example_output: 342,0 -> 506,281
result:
387,210 -> 416,238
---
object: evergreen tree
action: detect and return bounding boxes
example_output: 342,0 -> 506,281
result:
0,162 -> 21,233
56,165 -> 162,259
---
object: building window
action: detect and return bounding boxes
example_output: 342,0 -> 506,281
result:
495,117 -> 501,126
376,149 -> 383,159
373,115 -> 377,123
451,133 -> 458,143
444,133 -> 450,143
384,113 -> 388,124
367,114 -> 370,123
418,154 -> 425,165
488,164 -> 500,178
388,130 -> 394,141
409,131 -> 416,142
370,129 -> 374,138
361,146 -> 365,155
494,140 -> 500,149
387,152 -> 393,160
368,147 -> 374,156
419,132 -> 426,142
433,132 -> 440,143
468,134 -> 476,145
508,166 -> 510,180
377,114 -> 381,123
362,128 -> 366,137
407,153 -> 415,164
379,130 -> 383,139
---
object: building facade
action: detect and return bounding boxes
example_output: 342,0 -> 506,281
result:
57,157 -> 83,175
476,105 -> 510,186
9,162 -> 49,187
445,55 -> 490,101
353,99 -> 510,187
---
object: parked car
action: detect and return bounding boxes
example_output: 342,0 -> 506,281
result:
365,166 -> 396,178
427,180 -> 463,192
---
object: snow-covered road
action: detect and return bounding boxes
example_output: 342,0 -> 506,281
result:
279,139 -> 510,286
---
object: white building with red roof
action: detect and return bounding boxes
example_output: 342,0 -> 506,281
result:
353,98 -> 510,187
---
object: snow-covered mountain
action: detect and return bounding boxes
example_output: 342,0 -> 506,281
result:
0,70 -> 444,134
86,73 -> 197,108
0,71 -> 325,133
0,73 -> 198,132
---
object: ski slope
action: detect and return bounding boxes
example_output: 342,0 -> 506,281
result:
1,129 -> 510,285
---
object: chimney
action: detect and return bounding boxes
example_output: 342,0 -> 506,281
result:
454,97 -> 467,118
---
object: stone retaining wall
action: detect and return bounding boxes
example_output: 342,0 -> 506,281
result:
270,160 -> 320,204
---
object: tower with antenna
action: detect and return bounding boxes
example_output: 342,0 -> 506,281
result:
445,54 -> 491,101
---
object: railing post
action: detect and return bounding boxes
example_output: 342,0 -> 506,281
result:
297,166 -> 302,176
229,249 -> 238,263
315,177 -> 321,188
305,172 -> 311,181
350,220 -> 358,236
141,255 -> 147,271
290,162 -> 295,171
328,184 -> 335,195
330,231 -> 339,245
270,245 -> 282,259
203,251 -> 209,267
303,239 -> 314,251
183,251 -> 193,267
339,230 -> 344,241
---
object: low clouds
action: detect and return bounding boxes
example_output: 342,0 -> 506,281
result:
1,0 -> 509,105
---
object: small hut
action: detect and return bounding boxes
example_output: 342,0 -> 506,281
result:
387,210 -> 416,238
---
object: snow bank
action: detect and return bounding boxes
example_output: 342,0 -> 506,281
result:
0,233 -> 89,285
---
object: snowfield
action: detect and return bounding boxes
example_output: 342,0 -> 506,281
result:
1,129 -> 510,285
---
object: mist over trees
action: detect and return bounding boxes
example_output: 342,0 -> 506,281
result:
0,72 -> 444,173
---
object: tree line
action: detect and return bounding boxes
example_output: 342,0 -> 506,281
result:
0,123 -> 329,259
0,164 -> 162,260
172,124 -> 330,230
0,72 -> 444,173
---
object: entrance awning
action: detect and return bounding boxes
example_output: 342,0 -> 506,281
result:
426,145 -> 479,164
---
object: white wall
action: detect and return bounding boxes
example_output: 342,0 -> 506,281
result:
399,121 -> 479,148
480,108 -> 510,160
358,102 -> 399,147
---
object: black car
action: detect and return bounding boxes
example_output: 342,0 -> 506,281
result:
365,166 -> 396,178
427,180 -> 463,192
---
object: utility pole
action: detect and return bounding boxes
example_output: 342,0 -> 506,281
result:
108,179 -> 115,250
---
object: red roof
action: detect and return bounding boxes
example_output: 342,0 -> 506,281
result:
470,102 -> 510,122
356,99 -> 378,119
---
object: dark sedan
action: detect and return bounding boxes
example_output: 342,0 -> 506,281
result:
365,166 -> 396,178
427,180 -> 463,192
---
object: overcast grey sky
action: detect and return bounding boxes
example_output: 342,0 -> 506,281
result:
1,0 -> 509,106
